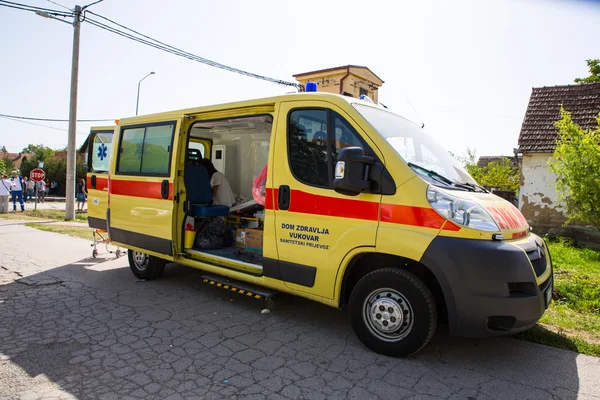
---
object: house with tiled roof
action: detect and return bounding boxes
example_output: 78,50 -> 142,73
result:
476,155 -> 520,170
293,65 -> 384,104
517,82 -> 600,233
0,151 -> 30,170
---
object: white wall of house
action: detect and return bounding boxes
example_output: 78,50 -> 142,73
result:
519,153 -> 567,228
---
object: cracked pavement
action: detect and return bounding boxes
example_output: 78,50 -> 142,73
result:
1,220 -> 599,399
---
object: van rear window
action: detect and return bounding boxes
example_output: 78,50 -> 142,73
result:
116,122 -> 176,176
90,132 -> 113,173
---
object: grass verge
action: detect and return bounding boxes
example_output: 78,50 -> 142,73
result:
0,209 -> 87,222
25,223 -> 92,241
517,325 -> 600,357
517,235 -> 600,357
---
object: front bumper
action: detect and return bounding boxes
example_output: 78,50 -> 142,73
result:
420,234 -> 553,338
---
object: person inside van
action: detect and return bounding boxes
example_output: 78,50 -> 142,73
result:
199,158 -> 235,207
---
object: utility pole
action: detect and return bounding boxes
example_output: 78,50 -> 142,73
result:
65,5 -> 81,220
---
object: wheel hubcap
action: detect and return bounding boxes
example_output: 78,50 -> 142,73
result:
133,251 -> 148,271
363,288 -> 413,342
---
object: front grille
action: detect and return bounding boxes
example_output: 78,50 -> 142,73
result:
527,247 -> 547,277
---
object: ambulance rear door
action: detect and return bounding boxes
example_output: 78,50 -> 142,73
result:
86,126 -> 114,230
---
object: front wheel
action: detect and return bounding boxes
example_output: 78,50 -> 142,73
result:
349,268 -> 437,357
128,250 -> 166,280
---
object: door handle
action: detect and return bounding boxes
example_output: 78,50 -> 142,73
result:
278,185 -> 290,210
161,180 -> 169,200
91,175 -> 97,189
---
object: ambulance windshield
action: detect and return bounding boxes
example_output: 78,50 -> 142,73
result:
353,104 -> 476,185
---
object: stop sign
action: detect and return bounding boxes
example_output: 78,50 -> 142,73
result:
30,168 -> 45,182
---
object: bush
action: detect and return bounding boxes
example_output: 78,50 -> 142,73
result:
548,107 -> 600,230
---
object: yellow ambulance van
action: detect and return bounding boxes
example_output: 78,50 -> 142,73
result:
96,90 -> 553,356
85,125 -> 115,230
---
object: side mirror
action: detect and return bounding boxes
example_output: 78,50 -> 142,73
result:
333,147 -> 374,196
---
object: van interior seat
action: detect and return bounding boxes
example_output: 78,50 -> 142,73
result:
185,149 -> 229,218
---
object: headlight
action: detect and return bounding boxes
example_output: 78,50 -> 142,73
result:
427,186 -> 499,231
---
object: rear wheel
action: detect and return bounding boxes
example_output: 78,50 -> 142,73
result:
349,268 -> 437,357
128,250 -> 166,280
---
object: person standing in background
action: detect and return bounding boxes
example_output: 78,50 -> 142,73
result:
0,174 -> 11,213
76,178 -> 87,211
26,177 -> 34,202
22,177 -> 29,202
38,179 -> 46,203
10,171 -> 24,212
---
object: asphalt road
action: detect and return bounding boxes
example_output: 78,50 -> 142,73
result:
0,220 -> 599,400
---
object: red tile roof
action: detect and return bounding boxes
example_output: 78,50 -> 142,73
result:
518,82 -> 600,153
477,155 -> 520,169
1,152 -> 29,168
293,65 -> 384,84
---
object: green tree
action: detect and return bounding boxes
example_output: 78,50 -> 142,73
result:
1,155 -> 15,174
19,155 -> 38,181
549,107 -> 600,230
480,158 -> 520,191
0,158 -> 6,175
452,148 -> 519,191
574,59 -> 600,84
451,147 -> 484,182
45,156 -> 67,196
21,144 -> 55,162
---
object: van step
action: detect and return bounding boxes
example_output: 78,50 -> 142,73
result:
201,274 -> 276,300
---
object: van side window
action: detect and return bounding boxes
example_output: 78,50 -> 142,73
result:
333,113 -> 371,156
141,125 -> 174,174
288,109 -> 330,188
117,122 -> 176,176
118,127 -> 145,174
288,109 -> 376,189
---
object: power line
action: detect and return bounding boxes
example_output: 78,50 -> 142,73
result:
81,0 -> 103,10
0,115 -> 89,135
2,2 -> 301,90
0,113 -> 113,122
84,10 -> 302,90
45,0 -> 71,11
0,0 -> 71,16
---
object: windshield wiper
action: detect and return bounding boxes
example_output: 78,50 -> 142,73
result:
408,162 -> 454,186
455,182 -> 489,193
408,162 -> 485,192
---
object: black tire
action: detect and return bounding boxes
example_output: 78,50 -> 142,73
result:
128,250 -> 166,280
348,268 -> 437,357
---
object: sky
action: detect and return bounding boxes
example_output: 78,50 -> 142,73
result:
0,0 -> 598,159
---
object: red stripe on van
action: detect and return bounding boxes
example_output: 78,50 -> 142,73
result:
380,203 -> 446,229
512,229 -> 529,239
110,179 -> 173,200
265,188 -> 457,230
289,190 -> 380,221
265,187 -> 276,210
87,176 -> 108,191
441,220 -> 462,231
